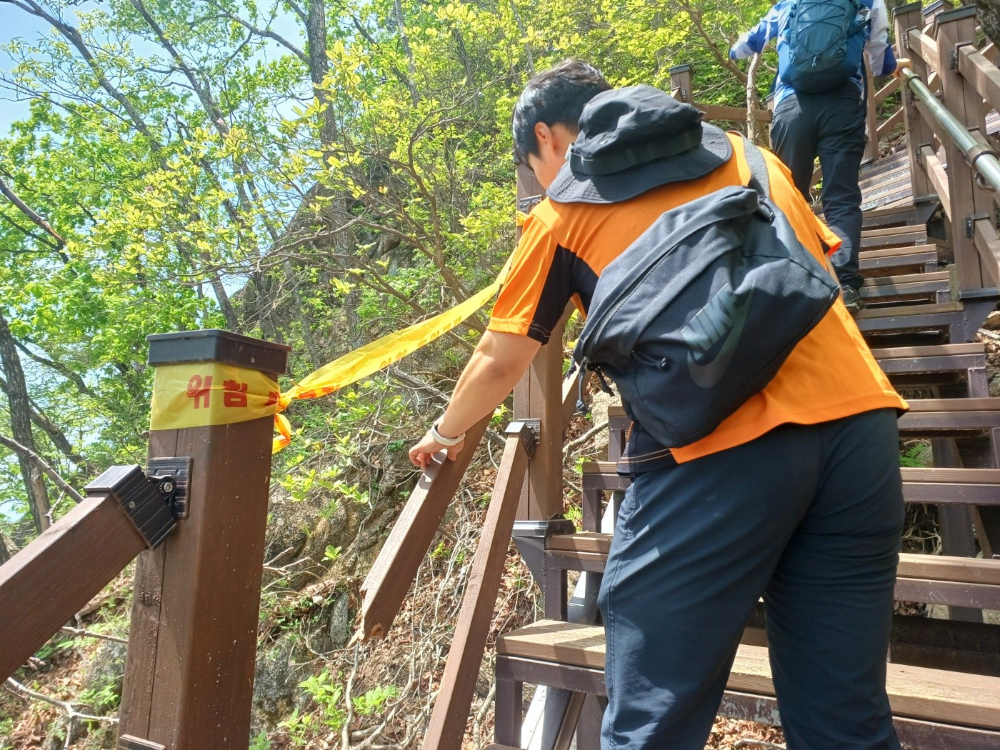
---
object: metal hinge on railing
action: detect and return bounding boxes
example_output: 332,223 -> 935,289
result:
84,458 -> 192,549
965,212 -> 992,238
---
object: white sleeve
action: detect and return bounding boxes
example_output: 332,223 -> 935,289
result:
865,0 -> 895,77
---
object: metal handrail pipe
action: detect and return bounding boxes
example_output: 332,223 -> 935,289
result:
900,67 -> 1000,193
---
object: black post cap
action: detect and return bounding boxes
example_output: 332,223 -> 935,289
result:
147,329 -> 291,375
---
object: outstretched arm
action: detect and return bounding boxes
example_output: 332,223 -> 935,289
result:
730,4 -> 782,60
408,330 -> 541,468
865,0 -> 898,77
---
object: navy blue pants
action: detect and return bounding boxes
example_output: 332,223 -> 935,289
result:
598,410 -> 904,749
769,83 -> 868,291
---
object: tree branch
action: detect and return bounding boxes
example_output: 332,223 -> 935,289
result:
5,676 -> 119,726
59,626 -> 127,644
0,432 -> 86,507
679,1 -> 748,86
213,10 -> 308,62
14,341 -> 93,398
0,174 -> 67,249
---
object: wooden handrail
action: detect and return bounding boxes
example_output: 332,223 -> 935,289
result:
358,413 -> 492,640
956,45 -> 1000,114
0,490 -> 147,682
360,347 -> 584,640
877,107 -> 905,140
698,103 -> 771,123
909,29 -> 940,73
921,146 -> 951,213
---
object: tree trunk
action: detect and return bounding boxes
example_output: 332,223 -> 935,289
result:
747,52 -> 764,146
307,0 -> 339,148
0,311 -> 50,533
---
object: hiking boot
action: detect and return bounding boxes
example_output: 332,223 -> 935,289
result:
841,285 -> 864,313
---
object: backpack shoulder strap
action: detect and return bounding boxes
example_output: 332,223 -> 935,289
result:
741,136 -> 771,199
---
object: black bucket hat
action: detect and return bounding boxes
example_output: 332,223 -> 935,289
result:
546,84 -> 732,204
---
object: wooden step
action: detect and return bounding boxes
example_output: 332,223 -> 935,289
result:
861,244 -> 938,256
862,271 -> 950,302
545,533 -> 1000,608
862,205 -> 921,229
580,461 -> 1000,506
861,227 -> 928,249
860,251 -> 938,275
907,398 -> 1000,411
872,344 -> 984,382
855,302 -> 964,320
855,302 -> 965,340
547,533 -> 1000,586
872,343 -> 985,359
497,620 -> 1000,731
900,398 -> 1000,435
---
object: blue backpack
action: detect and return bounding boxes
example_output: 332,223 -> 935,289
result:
780,0 -> 869,94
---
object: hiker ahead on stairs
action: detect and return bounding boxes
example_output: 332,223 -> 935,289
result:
730,0 -> 910,312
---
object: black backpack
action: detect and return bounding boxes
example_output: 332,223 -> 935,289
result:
573,138 -> 840,449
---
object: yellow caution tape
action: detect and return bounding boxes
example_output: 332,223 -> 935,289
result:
270,266 -> 508,452
149,363 -> 280,431
149,220 -> 521,448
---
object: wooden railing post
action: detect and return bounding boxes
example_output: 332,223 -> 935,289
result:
514,164 -> 563,520
118,330 -> 289,750
935,5 -> 989,293
864,57 -> 880,162
670,64 -> 694,104
894,2 -> 933,199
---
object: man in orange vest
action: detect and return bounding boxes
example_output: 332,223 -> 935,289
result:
410,60 -> 905,749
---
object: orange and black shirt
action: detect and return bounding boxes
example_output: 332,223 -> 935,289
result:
489,132 -> 907,472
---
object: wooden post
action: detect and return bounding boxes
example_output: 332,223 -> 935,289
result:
118,330 -> 289,750
894,2 -> 933,200
936,5 -> 988,293
864,57 -> 880,162
514,163 -> 563,520
670,64 -> 694,104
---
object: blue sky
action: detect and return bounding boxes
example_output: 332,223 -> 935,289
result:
0,2 -> 305,136
0,4 -> 58,133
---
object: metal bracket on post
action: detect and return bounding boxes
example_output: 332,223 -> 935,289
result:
85,460 -> 192,549
512,517 -> 578,587
506,419 -> 540,459
915,143 -> 930,165
147,456 -> 193,518
965,213 -> 991,238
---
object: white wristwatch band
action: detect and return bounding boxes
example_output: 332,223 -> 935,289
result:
430,420 -> 466,446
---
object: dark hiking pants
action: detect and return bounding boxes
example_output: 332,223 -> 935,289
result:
769,82 -> 868,291
598,409 -> 904,749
